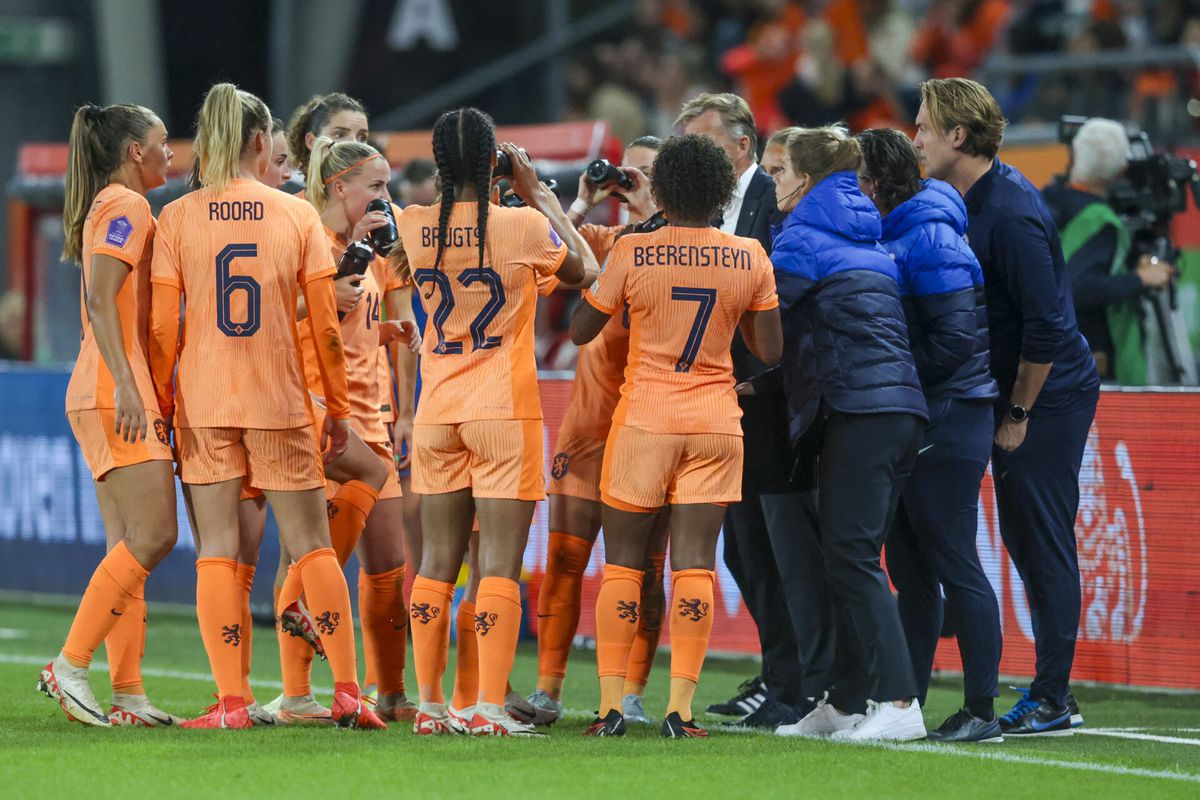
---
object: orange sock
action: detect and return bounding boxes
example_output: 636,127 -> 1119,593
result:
451,600 -> 478,709
235,563 -> 256,703
625,551 -> 665,692
536,532 -> 592,681
106,595 -> 146,695
63,541 -> 149,668
358,571 -> 376,691
295,547 -> 357,686
360,565 -> 408,696
595,563 -> 644,714
474,577 -> 522,707
409,576 -> 454,704
195,557 -> 246,699
668,568 -> 715,685
276,563 -> 314,697
328,481 -> 378,565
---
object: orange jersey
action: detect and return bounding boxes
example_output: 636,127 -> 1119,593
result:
151,179 -> 339,429
398,202 -> 566,424
584,226 -> 778,436
66,184 -> 159,414
559,224 -> 630,441
374,201 -> 410,426
297,227 -> 394,442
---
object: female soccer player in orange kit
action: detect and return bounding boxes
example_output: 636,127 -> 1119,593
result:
264,137 -> 420,725
39,103 -> 180,728
571,133 -> 783,738
401,108 -> 598,736
148,83 -> 383,730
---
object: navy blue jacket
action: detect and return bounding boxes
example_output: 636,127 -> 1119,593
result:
963,160 -> 1100,405
882,179 -> 999,402
766,171 -> 927,445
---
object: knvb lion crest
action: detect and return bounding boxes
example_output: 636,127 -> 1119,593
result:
677,598 -> 710,622
152,418 -> 170,446
315,611 -> 340,636
475,611 -> 499,637
551,452 -> 570,480
411,603 -> 440,625
222,623 -> 241,647
327,501 -> 339,520
617,599 -> 640,623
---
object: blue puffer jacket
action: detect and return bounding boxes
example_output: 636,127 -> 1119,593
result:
883,179 -> 999,402
765,171 -> 927,445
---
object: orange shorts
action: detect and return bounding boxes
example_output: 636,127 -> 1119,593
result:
600,425 -> 743,511
68,408 -> 174,481
412,419 -> 545,501
326,439 -> 403,501
177,426 -> 324,491
547,427 -> 607,503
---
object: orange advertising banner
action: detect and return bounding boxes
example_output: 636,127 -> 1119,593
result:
527,381 -> 1200,690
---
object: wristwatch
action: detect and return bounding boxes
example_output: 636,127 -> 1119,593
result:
1007,403 -> 1029,423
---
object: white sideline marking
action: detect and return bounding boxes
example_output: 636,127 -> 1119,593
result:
0,628 -> 27,639
865,740 -> 1200,784
0,653 -> 332,696
1079,729 -> 1200,746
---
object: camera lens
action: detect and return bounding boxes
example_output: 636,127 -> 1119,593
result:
364,198 -> 398,256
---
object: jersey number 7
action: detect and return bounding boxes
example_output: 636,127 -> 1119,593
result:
671,286 -> 717,373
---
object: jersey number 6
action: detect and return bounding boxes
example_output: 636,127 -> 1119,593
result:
412,267 -> 506,354
216,243 -> 261,337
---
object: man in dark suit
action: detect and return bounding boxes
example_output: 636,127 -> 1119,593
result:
676,94 -> 823,727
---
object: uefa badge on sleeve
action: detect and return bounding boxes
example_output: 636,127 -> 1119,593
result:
106,216 -> 132,248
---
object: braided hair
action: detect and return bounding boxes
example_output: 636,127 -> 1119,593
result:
430,107 -> 496,280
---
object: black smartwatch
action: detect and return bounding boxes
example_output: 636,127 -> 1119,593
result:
1007,403 -> 1029,423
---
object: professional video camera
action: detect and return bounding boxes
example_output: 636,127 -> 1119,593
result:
1058,116 -> 1200,383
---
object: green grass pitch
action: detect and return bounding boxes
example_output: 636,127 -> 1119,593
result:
0,599 -> 1197,799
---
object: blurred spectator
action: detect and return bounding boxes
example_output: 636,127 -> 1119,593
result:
910,0 -> 1012,78
0,290 -> 26,361
397,158 -> 437,207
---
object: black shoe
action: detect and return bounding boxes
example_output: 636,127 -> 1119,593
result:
926,708 -> 1003,743
733,697 -> 800,729
705,676 -> 766,717
999,695 -> 1072,737
662,711 -> 708,738
583,709 -> 626,737
1066,692 -> 1084,728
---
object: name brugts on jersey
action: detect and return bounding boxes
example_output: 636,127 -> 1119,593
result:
208,201 -> 266,221
631,244 -> 752,270
421,225 -> 481,248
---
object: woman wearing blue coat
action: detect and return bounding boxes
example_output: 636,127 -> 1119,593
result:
756,127 -> 928,741
858,128 -> 1002,744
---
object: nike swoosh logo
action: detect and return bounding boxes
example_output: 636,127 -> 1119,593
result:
110,609 -> 123,616
918,444 -> 934,454
536,614 -> 554,619
1031,714 -> 1069,731
147,713 -> 173,726
63,688 -> 108,723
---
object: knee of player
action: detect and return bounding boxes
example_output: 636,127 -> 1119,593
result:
359,454 -> 390,493
129,522 -> 178,566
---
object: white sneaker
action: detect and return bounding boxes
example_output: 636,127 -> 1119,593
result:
467,702 -> 545,737
270,694 -> 333,725
622,693 -> 651,725
447,704 -> 475,734
414,702 -> 458,735
831,699 -> 927,742
37,654 -> 110,727
109,692 -> 181,727
246,701 -> 277,726
775,698 -> 863,737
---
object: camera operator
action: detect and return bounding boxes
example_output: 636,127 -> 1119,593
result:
1046,118 -> 1174,384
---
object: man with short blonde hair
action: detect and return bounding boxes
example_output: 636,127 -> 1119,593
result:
914,77 -> 1100,738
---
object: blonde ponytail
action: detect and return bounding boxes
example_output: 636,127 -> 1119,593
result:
62,103 -> 155,263
306,136 -> 380,212
194,82 -> 271,192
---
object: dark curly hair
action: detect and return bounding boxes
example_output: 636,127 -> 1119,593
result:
286,92 -> 367,178
856,128 -> 923,215
651,133 -> 735,224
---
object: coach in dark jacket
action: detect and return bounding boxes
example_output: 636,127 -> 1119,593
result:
915,78 -> 1100,736
761,127 -> 928,742
677,92 -> 805,726
858,128 -> 1002,744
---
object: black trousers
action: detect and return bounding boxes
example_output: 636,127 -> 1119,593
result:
819,412 -> 923,712
886,397 -> 1001,708
991,387 -> 1098,706
760,489 -> 836,700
